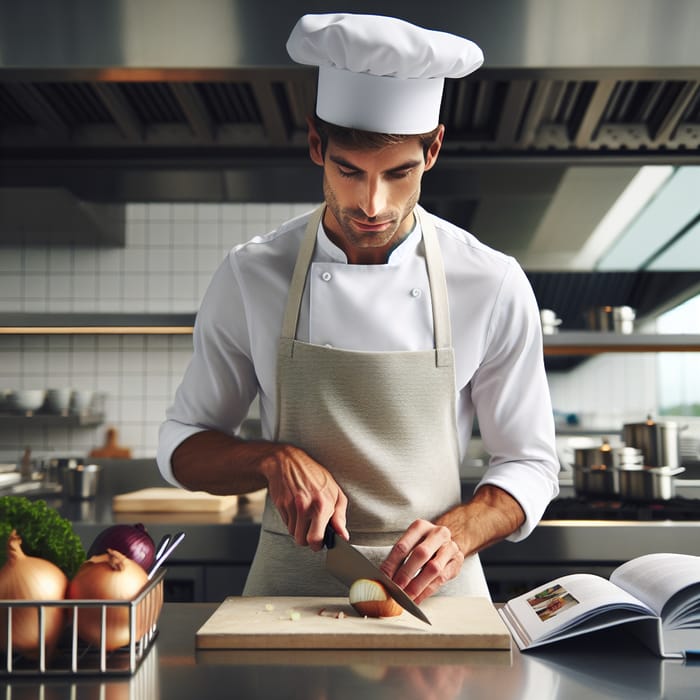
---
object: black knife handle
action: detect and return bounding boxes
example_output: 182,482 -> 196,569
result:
323,524 -> 336,549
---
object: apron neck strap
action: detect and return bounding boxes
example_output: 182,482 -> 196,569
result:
281,205 -> 453,361
416,206 -> 453,354
281,205 -> 325,341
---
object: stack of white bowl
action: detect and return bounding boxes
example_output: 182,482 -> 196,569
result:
1,388 -> 95,416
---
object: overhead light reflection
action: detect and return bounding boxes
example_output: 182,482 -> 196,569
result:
597,166 -> 700,270
589,166 -> 673,270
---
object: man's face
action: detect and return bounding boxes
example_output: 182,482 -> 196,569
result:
308,124 -> 443,264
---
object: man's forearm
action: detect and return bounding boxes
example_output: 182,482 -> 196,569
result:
171,430 -> 274,495
172,429 -> 350,548
435,484 -> 525,557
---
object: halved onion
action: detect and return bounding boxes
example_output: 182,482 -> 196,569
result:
348,578 -> 403,618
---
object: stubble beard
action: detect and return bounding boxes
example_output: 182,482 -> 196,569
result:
323,174 -> 420,252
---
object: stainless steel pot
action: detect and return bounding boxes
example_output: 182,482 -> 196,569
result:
573,463 -> 618,498
572,441 -> 641,497
622,417 -> 684,468
585,306 -> 636,334
616,465 -> 685,501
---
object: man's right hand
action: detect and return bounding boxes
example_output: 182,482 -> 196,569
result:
172,431 -> 348,551
260,444 -> 349,551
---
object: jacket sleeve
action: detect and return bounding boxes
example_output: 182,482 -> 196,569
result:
470,260 -> 560,541
156,253 -> 258,486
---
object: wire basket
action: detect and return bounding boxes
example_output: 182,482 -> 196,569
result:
0,568 -> 165,676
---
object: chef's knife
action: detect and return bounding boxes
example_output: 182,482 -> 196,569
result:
323,525 -> 431,625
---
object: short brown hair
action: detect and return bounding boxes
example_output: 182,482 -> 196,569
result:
312,116 -> 441,160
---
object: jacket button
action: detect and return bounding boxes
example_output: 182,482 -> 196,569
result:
410,288 -> 422,298
321,271 -> 332,282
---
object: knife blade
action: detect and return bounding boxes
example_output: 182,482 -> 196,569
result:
323,525 -> 431,625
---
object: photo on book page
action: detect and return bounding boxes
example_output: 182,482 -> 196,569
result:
527,584 -> 580,622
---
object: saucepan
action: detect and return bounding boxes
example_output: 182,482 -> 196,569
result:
622,416 -> 686,468
584,306 -> 636,334
616,464 -> 685,501
572,440 -> 642,498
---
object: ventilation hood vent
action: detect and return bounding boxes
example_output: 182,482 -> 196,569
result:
1,1 -> 699,331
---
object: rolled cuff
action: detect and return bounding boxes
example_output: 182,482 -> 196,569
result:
156,420 -> 208,487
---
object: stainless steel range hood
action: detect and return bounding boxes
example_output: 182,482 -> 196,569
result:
1,1 -> 699,326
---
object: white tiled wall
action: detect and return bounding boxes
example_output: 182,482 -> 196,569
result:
0,202 -> 317,459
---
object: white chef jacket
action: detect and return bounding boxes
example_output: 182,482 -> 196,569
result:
157,207 -> 559,541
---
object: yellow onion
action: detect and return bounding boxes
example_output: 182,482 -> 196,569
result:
0,530 -> 68,658
67,548 -> 149,651
349,578 -> 404,618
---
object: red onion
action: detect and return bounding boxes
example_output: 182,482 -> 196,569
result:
87,523 -> 155,571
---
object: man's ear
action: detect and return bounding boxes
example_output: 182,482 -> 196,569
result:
424,124 -> 445,172
307,116 -> 324,166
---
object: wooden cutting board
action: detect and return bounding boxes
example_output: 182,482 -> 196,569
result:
196,596 -> 511,650
112,487 -> 237,513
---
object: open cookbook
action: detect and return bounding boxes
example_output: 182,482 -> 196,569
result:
498,552 -> 700,658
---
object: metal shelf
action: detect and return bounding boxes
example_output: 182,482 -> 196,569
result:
2,318 -> 699,356
0,412 -> 104,427
0,313 -> 195,335
543,332 -> 700,355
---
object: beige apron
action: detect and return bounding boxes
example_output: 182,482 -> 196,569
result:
243,205 -> 489,598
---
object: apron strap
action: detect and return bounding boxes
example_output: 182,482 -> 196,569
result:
415,207 -> 453,363
280,204 -> 452,366
280,205 -> 325,343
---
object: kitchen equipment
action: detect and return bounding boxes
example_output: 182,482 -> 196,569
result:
572,440 -> 642,498
5,389 -> 46,415
0,569 -> 164,677
573,463 -> 617,498
89,427 -> 132,458
63,462 -> 101,499
585,306 -> 636,334
70,388 -> 94,415
148,531 -> 185,580
324,525 -> 430,625
540,309 -> 562,335
44,387 -> 72,415
0,471 -> 22,490
622,417 -> 684,468
544,496 -> 700,520
195,595 -> 510,650
44,456 -> 83,486
113,487 -> 237,513
616,465 -> 685,501
153,534 -> 171,561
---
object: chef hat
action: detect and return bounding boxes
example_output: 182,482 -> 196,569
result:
286,13 -> 483,134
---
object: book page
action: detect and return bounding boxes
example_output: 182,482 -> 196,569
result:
611,553 -> 700,616
502,573 -> 654,646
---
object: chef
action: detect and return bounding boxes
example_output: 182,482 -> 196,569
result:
157,13 -> 559,602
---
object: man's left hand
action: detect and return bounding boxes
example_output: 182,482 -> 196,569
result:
379,519 -> 464,604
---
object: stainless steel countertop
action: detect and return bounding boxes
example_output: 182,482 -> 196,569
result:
2,603 -> 697,699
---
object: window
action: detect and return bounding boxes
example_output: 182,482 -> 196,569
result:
656,294 -> 700,417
